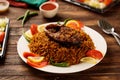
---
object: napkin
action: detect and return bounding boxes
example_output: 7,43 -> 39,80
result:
16,0 -> 47,8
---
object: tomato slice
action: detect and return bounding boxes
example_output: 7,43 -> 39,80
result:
86,50 -> 103,60
77,20 -> 84,28
0,32 -> 5,43
30,24 -> 38,35
27,59 -> 48,68
104,0 -> 112,6
99,0 -> 112,6
76,0 -> 85,2
23,52 -> 38,58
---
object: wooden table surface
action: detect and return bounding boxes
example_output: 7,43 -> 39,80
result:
0,1 -> 120,80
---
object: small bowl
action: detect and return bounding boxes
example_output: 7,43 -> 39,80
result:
39,1 -> 59,18
0,0 -> 9,13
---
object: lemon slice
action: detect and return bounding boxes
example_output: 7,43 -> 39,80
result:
28,56 -> 44,63
25,31 -> 33,39
37,25 -> 45,32
65,20 -> 83,31
80,57 -> 97,64
65,20 -> 80,28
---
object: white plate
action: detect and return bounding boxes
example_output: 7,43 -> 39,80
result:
17,22 -> 107,74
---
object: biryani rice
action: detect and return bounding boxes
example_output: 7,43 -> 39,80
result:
28,25 -> 95,65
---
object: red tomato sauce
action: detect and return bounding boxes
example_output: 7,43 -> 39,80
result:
41,3 -> 56,10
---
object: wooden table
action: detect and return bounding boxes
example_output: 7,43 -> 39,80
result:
0,1 -> 120,80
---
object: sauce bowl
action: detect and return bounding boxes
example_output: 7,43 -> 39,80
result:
39,1 -> 59,18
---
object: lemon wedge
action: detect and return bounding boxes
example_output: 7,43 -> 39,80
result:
80,57 -> 97,64
37,25 -> 45,32
25,31 -> 33,39
28,56 -> 44,63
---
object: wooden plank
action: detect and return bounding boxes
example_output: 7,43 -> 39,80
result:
0,75 -> 119,80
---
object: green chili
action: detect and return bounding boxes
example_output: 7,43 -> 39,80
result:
63,18 -> 72,25
17,12 -> 38,21
50,58 -> 69,67
22,10 -> 30,26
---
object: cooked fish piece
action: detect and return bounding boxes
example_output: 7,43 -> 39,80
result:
44,24 -> 82,45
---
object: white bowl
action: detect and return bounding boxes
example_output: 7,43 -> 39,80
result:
0,0 -> 9,13
39,1 -> 59,18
